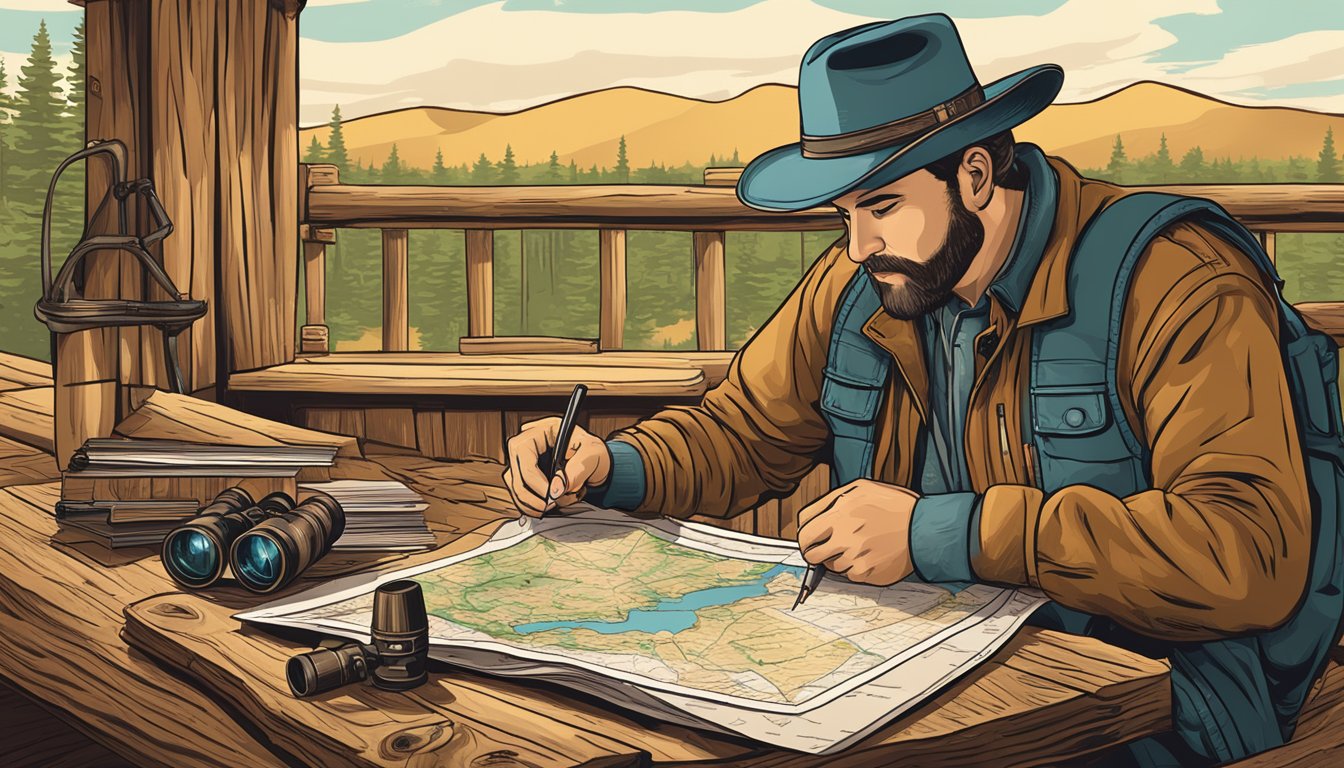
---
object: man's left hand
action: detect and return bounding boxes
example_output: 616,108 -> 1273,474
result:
796,479 -> 917,586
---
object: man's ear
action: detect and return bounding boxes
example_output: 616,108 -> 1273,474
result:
959,146 -> 994,211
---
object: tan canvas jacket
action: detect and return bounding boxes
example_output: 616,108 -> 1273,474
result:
611,154 -> 1312,643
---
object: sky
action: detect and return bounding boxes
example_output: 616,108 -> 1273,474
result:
2,0 -> 1342,126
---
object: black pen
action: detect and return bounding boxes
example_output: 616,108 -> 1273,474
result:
529,383 -> 588,525
793,563 -> 826,610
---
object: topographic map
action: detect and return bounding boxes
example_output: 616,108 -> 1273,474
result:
238,507 -> 1046,753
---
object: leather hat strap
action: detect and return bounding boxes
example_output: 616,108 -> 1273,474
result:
800,84 -> 986,159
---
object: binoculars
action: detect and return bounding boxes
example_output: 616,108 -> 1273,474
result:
162,487 -> 345,593
287,580 -> 430,697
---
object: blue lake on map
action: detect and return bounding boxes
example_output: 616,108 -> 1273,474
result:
512,563 -> 803,636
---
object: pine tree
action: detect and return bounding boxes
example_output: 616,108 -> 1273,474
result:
381,143 -> 404,184
303,135 -> 326,163
8,21 -> 75,239
568,158 -> 578,183
431,149 -> 448,183
1317,127 -> 1340,183
325,105 -> 349,172
471,152 -> 496,184
65,18 -> 85,129
1106,135 -> 1128,182
616,135 -> 629,183
731,147 -> 740,165
1153,133 -> 1175,177
546,150 -> 562,183
497,144 -> 518,184
1286,155 -> 1310,182
1179,146 -> 1206,181
0,58 -> 10,200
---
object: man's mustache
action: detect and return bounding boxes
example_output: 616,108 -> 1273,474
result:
864,253 -> 920,275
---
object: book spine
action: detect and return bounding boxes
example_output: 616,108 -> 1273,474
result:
62,474 -> 298,507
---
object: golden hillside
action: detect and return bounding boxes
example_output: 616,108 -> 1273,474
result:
302,81 -> 1344,172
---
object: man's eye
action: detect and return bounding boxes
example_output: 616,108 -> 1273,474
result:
873,202 -> 898,217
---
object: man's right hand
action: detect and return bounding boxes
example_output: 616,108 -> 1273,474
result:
503,417 -> 612,518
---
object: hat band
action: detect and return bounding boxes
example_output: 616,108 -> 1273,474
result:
799,84 -> 986,159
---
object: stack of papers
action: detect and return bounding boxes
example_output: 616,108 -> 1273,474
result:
299,480 -> 435,552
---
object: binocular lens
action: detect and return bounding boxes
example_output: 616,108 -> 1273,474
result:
231,492 -> 345,594
162,489 -> 294,589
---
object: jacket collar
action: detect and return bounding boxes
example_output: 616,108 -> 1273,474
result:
859,142 -> 1076,417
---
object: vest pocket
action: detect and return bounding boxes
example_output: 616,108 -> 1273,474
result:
1031,386 -> 1135,463
820,375 -> 883,424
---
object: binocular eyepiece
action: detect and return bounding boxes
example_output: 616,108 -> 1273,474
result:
287,579 -> 430,697
162,488 -> 345,593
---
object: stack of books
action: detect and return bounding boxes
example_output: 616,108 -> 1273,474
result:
59,438 -> 340,549
298,479 -> 436,551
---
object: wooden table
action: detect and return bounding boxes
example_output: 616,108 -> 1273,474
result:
0,452 -> 1173,768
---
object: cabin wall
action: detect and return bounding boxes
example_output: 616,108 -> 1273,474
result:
59,0 -> 302,468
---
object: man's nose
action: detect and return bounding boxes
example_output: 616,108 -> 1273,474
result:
847,215 -> 883,264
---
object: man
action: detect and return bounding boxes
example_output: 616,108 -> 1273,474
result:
504,14 -> 1342,766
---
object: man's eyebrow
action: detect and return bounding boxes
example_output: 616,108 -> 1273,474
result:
856,193 -> 902,209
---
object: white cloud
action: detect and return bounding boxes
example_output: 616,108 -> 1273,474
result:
0,1 -> 79,11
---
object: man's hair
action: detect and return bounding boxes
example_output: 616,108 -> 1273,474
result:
924,131 -> 1027,191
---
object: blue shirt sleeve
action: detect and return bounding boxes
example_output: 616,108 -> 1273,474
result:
908,492 -> 980,583
582,440 -> 647,511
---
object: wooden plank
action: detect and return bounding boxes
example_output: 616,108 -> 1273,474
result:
415,411 -> 448,459
381,229 -> 410,352
703,167 -> 742,187
215,0 -> 299,373
754,499 -> 783,539
362,407 -> 418,450
0,680 -> 134,768
1299,302 -> 1344,346
0,434 -> 60,489
465,230 -> 495,337
299,324 -> 330,355
113,389 -> 361,458
587,414 -> 642,440
458,336 -> 598,355
230,362 -> 707,398
0,352 -> 53,392
303,239 -> 328,331
599,228 -> 628,350
693,231 -> 727,351
299,224 -> 337,244
299,350 -> 733,379
0,387 -> 55,454
444,410 -> 506,463
0,483 -> 290,768
305,181 -> 1344,233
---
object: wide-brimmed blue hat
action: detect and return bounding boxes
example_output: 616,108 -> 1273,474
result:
738,14 -> 1063,212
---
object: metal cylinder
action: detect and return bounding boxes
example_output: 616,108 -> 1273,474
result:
230,492 -> 345,594
162,489 -> 294,589
285,640 -> 376,698
370,579 -> 430,691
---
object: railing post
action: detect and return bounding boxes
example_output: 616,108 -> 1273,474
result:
599,228 -> 627,350
693,230 -> 727,351
382,229 -> 410,352
299,224 -> 334,355
465,229 -> 495,338
1259,231 -> 1277,263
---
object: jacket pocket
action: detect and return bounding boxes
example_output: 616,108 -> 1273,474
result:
1031,385 -> 1136,463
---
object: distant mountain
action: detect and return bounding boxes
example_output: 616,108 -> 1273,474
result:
300,81 -> 1344,174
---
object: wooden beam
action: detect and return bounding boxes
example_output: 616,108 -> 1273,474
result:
703,167 -> 742,187
458,336 -> 598,355
599,228 -> 627,350
301,237 -> 329,354
1298,302 -> 1344,346
382,229 -> 410,352
304,182 -> 1344,233
465,230 -> 495,337
693,231 -> 727,351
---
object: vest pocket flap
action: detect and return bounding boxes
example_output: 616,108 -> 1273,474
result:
1033,388 -> 1111,435
820,376 -> 883,423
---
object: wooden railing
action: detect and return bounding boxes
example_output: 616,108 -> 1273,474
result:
297,164 -> 1344,355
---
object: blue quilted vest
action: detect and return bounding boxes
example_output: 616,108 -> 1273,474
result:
820,192 -> 1344,764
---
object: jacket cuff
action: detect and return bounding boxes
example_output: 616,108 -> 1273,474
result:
972,484 -> 1045,587
909,492 -> 979,584
582,440 -> 647,511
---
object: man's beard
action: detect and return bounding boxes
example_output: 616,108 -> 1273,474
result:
864,187 -> 985,320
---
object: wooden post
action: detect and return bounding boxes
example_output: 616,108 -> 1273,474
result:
382,229 -> 410,352
299,224 -> 334,355
465,230 -> 495,338
693,231 -> 727,351
599,229 -> 627,350
1259,231 -> 1277,263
